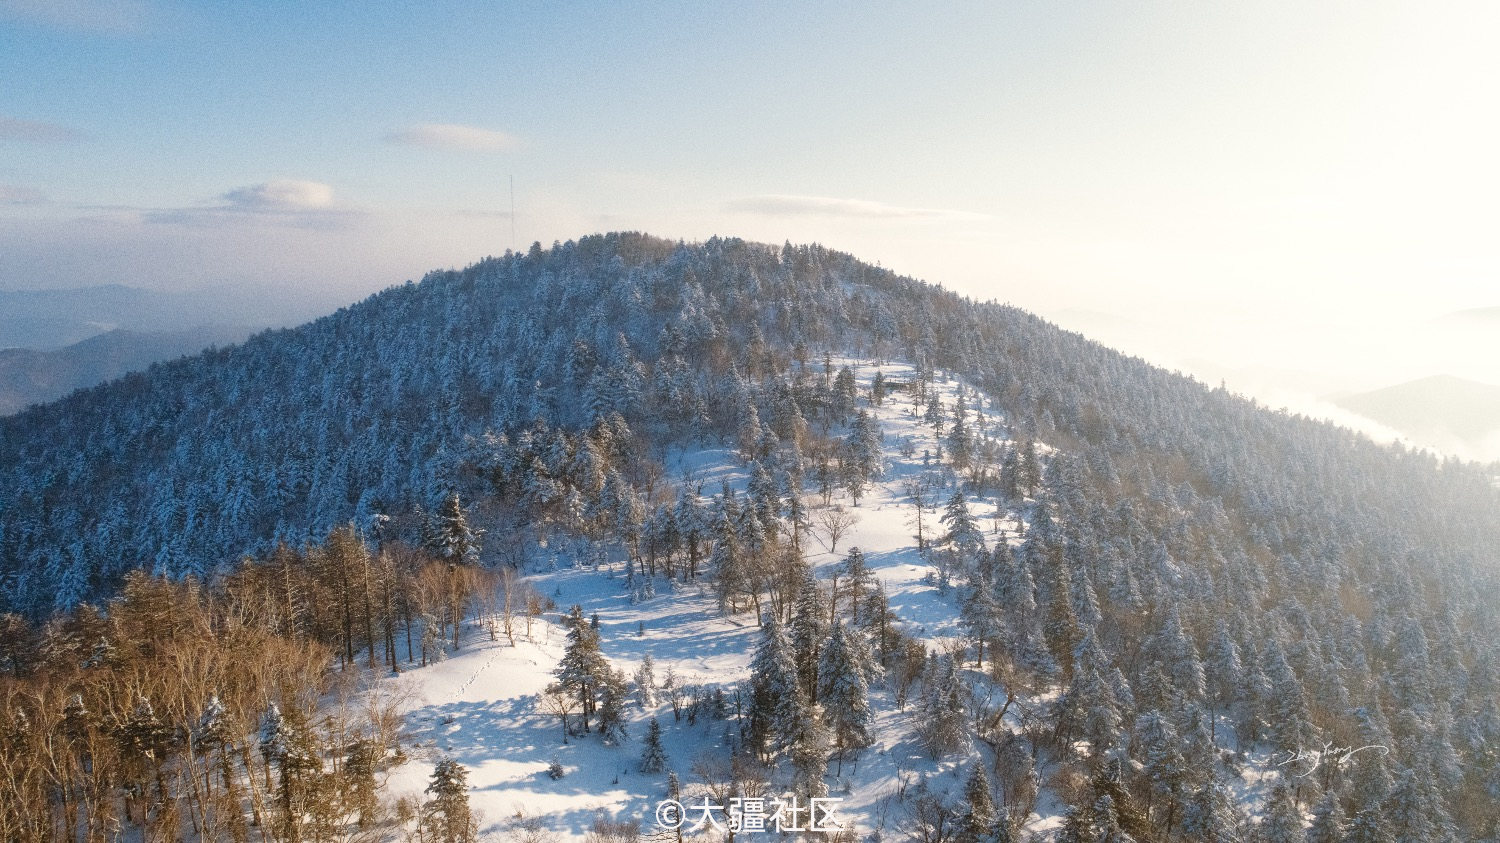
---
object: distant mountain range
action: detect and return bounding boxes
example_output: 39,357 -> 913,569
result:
0,284 -> 320,351
0,326 -> 255,415
1334,374 -> 1500,453
0,283 -> 335,412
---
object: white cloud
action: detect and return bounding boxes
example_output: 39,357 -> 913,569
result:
0,0 -> 147,33
144,179 -> 351,228
0,184 -> 46,204
222,179 -> 335,211
724,193 -> 990,222
0,115 -> 83,143
384,123 -> 518,152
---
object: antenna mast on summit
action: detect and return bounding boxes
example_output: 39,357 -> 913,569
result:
509,174 -> 516,253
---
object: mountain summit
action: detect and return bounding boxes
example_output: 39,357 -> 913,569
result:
3,232 -> 1496,611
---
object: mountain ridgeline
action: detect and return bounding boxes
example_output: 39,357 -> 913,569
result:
3,233 -> 1497,611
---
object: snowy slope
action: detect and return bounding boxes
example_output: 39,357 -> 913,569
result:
361,359 -> 1274,841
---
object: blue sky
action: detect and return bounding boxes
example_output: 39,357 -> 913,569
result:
2,0 -> 1498,430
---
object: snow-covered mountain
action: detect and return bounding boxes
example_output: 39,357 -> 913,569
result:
1,234 -> 1496,841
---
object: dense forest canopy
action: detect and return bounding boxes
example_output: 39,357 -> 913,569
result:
3,232 -> 1494,616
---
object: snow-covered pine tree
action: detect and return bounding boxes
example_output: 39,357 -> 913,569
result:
430,492 -> 482,565
1181,777 -> 1241,843
955,763 -> 1008,843
345,738 -> 379,824
940,491 -> 985,557
258,701 -> 320,839
597,667 -> 630,745
1091,794 -> 1136,843
836,546 -> 877,627
1306,793 -> 1345,843
948,393 -> 973,471
640,716 -> 667,773
1150,605 -> 1207,704
790,572 -> 827,701
1258,780 -> 1307,843
1344,809 -> 1395,843
818,621 -> 873,773
915,653 -> 967,758
748,615 -> 804,760
1133,710 -> 1188,834
556,604 -> 610,731
635,652 -> 657,708
1261,639 -> 1318,754
425,757 -> 476,843
747,460 -> 781,539
832,365 -> 858,421
960,567 -> 1002,667
788,707 -> 832,799
710,509 -> 745,612
844,409 -> 882,483
785,488 -> 810,552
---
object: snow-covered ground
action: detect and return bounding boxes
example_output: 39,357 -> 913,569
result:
364,360 -> 1021,840
362,359 -> 1265,841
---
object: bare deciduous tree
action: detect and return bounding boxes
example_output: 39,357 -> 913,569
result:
540,683 -> 579,743
816,506 -> 861,554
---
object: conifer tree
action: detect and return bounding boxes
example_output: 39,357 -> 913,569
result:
948,394 -> 973,471
924,393 -> 945,436
844,409 -> 882,484
833,365 -> 858,420
425,758 -> 476,843
259,701 -> 321,841
431,492 -> 482,565
1152,605 -> 1207,703
836,546 -> 878,627
1133,710 -> 1188,836
871,370 -> 887,405
1306,793 -> 1345,843
597,667 -> 630,745
1259,780 -> 1307,843
940,491 -> 985,557
1092,794 -> 1136,843
790,574 -> 827,701
1344,809 -> 1394,843
1383,766 -> 1452,843
635,652 -> 658,708
747,460 -> 781,538
710,510 -> 745,612
785,490 -> 810,551
788,710 -> 832,798
1088,757 -> 1151,841
345,738 -> 379,826
955,764 -> 1007,843
960,569 -> 1002,667
640,717 -> 667,773
915,654 -> 967,758
1261,639 -> 1317,754
748,615 -> 803,760
818,622 -> 873,773
556,605 -> 609,731
1181,777 -> 1240,843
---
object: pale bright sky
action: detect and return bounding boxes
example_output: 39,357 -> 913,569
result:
2,0 -> 1498,441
